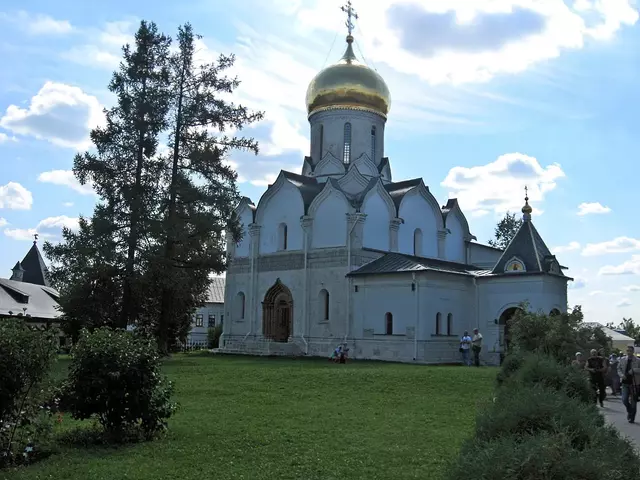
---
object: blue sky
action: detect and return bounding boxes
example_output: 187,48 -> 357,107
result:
1,0 -> 639,325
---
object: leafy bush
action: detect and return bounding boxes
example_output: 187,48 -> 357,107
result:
502,353 -> 593,405
62,327 -> 177,441
477,385 -> 602,449
207,324 -> 223,349
0,319 -> 58,467
447,428 -> 640,480
509,306 -> 612,364
495,352 -> 524,386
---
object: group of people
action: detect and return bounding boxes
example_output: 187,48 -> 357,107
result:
573,346 -> 640,423
459,329 -> 483,367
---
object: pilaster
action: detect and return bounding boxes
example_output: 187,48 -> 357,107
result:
389,218 -> 402,252
437,229 -> 447,259
347,213 -> 366,250
248,224 -> 261,258
300,215 -> 313,249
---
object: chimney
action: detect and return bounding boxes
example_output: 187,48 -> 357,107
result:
10,262 -> 24,282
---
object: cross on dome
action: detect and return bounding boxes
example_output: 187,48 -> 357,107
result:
33,233 -> 39,244
522,185 -> 532,220
341,0 -> 358,37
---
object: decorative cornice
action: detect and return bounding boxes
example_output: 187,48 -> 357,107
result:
248,223 -> 262,236
389,218 -> 403,231
308,104 -> 387,120
300,215 -> 313,229
437,230 -> 448,239
347,212 -> 367,225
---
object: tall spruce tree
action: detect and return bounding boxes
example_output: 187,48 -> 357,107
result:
151,24 -> 263,352
73,21 -> 172,328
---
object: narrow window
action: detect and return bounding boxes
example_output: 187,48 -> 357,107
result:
278,223 -> 288,251
319,124 -> 324,158
436,312 -> 441,335
385,312 -> 393,335
371,125 -> 376,160
447,313 -> 453,336
320,289 -> 330,321
208,315 -> 216,328
413,228 -> 423,256
343,122 -> 352,164
220,314 -> 224,325
236,292 -> 246,320
195,314 -> 204,327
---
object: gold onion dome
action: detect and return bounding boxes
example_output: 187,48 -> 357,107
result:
522,195 -> 533,215
305,35 -> 391,118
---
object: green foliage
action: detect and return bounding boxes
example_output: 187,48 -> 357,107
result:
508,305 -> 612,364
488,211 -> 522,250
207,325 -> 223,349
0,319 -> 58,467
476,385 -> 602,448
502,354 -> 593,404
447,429 -> 640,480
62,328 -> 177,441
44,21 -> 263,352
607,317 -> 640,346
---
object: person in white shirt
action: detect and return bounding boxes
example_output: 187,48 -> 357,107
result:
471,328 -> 483,367
460,331 -> 472,366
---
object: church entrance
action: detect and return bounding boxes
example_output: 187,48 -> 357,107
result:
499,307 -> 524,358
262,279 -> 293,343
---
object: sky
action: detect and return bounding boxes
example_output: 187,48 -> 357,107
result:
0,0 -> 639,326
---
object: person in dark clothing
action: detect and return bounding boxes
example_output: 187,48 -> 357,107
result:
586,349 -> 607,407
618,346 -> 640,423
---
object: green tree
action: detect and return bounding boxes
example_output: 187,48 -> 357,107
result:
151,23 -> 263,353
73,20 -> 172,328
488,211 -> 522,250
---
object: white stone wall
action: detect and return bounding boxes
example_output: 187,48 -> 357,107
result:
234,207 -> 253,258
468,243 -> 503,268
311,192 -> 349,248
256,181 -> 305,254
187,302 -> 225,343
444,213 -> 466,263
361,190 -> 393,251
309,109 -> 386,169
397,190 -> 440,258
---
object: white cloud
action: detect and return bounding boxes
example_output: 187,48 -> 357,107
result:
440,152 -> 565,216
0,132 -> 17,143
38,170 -> 94,195
552,241 -> 580,254
583,237 -> 640,256
589,290 -> 605,296
62,202 -> 74,207
622,285 -> 640,292
0,218 -> 7,227
0,82 -> 104,149
0,11 -> 73,35
4,215 -> 79,241
599,255 -> 640,275
568,276 -> 587,289
0,182 -> 33,210
577,201 -> 611,216
61,20 -> 135,70
617,298 -> 632,308
291,0 -> 638,85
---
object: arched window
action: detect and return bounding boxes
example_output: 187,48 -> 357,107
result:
319,124 -> 324,157
319,289 -> 330,321
550,308 -> 561,316
370,125 -> 376,160
343,122 -> 352,164
385,312 -> 393,335
435,312 -> 441,335
413,228 -> 423,256
278,223 -> 288,251
236,292 -> 245,320
447,313 -> 453,336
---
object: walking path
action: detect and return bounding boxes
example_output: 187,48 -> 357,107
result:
603,394 -> 640,447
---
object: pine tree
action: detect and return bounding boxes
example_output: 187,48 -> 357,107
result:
151,24 -> 263,352
73,21 -> 172,328
488,211 -> 522,250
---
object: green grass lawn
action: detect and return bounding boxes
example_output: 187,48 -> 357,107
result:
6,354 -> 496,480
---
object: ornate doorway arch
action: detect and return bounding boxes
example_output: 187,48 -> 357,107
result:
262,279 -> 293,343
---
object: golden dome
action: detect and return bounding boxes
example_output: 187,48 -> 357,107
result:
522,196 -> 533,215
305,36 -> 391,118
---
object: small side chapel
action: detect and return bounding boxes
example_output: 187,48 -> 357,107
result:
220,3 -> 571,365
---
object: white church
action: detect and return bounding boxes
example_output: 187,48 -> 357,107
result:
220,11 -> 571,365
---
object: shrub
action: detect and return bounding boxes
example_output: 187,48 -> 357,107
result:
447,429 -> 640,480
476,385 -> 602,449
504,353 -> 593,405
495,352 -> 525,386
62,327 -> 177,441
0,319 -> 58,467
207,324 -> 223,349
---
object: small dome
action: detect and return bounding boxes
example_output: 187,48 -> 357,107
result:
522,197 -> 532,215
305,36 -> 391,118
